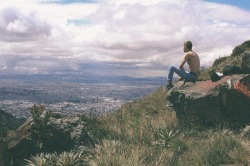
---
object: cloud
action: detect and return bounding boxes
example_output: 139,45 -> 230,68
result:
0,0 -> 250,77
0,8 -> 52,42
84,0 -> 250,66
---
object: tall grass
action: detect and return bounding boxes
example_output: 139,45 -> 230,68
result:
91,87 -> 249,165
201,133 -> 248,165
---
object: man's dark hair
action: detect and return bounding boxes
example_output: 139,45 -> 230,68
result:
185,41 -> 192,50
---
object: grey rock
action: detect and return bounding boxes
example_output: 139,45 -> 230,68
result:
167,74 -> 250,127
5,113 -> 88,165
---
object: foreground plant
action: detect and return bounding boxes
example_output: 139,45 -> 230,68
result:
25,153 -> 55,166
25,148 -> 93,166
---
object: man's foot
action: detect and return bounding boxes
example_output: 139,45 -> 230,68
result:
166,84 -> 173,90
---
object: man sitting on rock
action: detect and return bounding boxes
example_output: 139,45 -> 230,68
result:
166,41 -> 200,89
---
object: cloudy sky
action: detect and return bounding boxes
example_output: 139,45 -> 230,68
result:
0,0 -> 250,77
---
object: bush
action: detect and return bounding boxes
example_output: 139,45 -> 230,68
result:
212,56 -> 228,66
29,105 -> 74,153
231,40 -> 250,56
0,123 -> 8,138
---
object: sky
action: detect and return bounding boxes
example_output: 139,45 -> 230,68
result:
0,0 -> 250,78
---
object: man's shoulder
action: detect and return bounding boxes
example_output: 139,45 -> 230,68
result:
187,51 -> 198,57
184,51 -> 193,58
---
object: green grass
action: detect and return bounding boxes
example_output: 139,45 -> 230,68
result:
93,87 -> 249,165
201,133 -> 247,165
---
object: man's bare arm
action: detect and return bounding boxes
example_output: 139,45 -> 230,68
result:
179,53 -> 189,71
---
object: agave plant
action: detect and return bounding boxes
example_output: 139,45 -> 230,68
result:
25,148 -> 93,166
25,153 -> 55,166
57,151 -> 87,166
152,127 -> 179,148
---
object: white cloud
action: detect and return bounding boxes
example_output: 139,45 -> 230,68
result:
0,0 -> 250,77
0,8 -> 52,42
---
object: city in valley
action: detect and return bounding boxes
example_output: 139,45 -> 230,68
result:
0,75 -> 165,118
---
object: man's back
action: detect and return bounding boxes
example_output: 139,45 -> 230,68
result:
185,51 -> 200,75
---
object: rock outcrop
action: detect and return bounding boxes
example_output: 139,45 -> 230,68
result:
167,74 -> 250,127
5,110 -> 90,165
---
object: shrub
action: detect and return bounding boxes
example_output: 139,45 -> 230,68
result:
79,114 -> 108,146
29,105 -> 53,151
0,123 -> 8,138
212,56 -> 228,66
57,150 -> 92,166
232,40 -> 250,56
232,46 -> 245,56
29,105 -> 74,153
25,153 -> 55,166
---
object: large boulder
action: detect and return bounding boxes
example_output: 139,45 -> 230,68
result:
5,111 -> 90,165
241,51 -> 250,74
167,74 -> 250,128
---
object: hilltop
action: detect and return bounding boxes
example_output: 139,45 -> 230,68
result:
199,40 -> 250,80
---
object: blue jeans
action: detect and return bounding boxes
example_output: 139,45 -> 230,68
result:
167,65 -> 198,85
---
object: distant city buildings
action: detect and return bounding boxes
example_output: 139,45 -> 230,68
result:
0,79 -> 160,118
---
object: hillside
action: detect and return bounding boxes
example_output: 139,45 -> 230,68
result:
1,87 -> 249,165
1,40 -> 250,165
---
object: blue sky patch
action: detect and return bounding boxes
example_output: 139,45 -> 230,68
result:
50,0 -> 97,4
67,19 -> 91,25
205,0 -> 250,11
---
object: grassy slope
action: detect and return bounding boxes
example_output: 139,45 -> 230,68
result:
91,87 -> 250,166
25,87 -> 250,165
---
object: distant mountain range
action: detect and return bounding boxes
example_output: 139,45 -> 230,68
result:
0,74 -> 166,85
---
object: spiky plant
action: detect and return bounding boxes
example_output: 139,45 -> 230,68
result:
57,150 -> 90,166
25,149 -> 93,166
25,153 -> 55,166
152,127 -> 179,148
